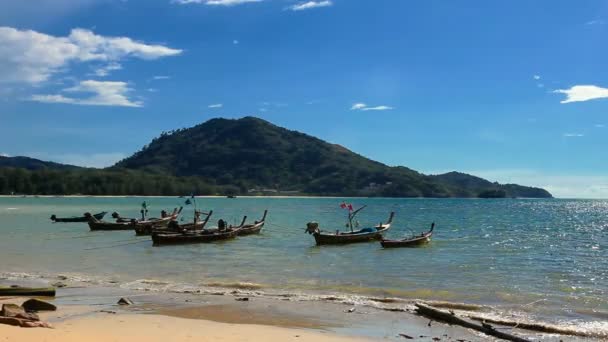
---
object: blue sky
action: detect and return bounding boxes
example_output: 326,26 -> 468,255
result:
0,0 -> 607,198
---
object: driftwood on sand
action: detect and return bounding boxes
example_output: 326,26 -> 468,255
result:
415,303 -> 530,342
468,315 -> 603,338
421,301 -> 603,339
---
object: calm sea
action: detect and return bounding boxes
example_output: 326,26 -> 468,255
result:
1,197 -> 606,334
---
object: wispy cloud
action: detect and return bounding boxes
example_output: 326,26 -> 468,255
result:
351,103 -> 393,111
208,103 -> 223,108
92,62 -> 122,77
532,74 -> 544,88
152,75 -> 171,80
289,1 -> 332,11
586,19 -> 605,25
31,80 -> 142,107
233,40 -> 239,45
172,0 -> 262,6
362,105 -> 393,111
553,85 -> 608,104
595,124 -> 605,128
0,153 -> 9,157
0,26 -> 182,84
563,133 -> 584,137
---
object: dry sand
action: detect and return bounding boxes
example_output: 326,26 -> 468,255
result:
0,312 -> 368,342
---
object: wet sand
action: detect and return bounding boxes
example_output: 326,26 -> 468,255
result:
0,284 -> 492,341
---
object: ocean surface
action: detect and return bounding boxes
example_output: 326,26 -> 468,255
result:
1,197 -> 606,336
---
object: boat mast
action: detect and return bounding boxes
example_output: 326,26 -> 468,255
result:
347,205 -> 367,232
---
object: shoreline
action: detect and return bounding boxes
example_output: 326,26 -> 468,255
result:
1,278 -> 603,341
0,195 -> 558,199
0,285 -> 486,342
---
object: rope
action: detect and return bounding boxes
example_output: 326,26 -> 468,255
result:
267,222 -> 294,230
46,234 -> 100,241
84,239 -> 148,251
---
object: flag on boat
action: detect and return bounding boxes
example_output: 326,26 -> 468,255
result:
348,204 -> 353,211
340,202 -> 347,209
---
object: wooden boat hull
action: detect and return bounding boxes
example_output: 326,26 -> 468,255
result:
235,210 -> 267,236
131,218 -> 174,235
152,229 -> 239,246
88,221 -> 133,231
380,223 -> 434,248
140,211 -> 214,236
309,212 -> 394,246
89,216 -> 172,232
313,230 -> 385,245
51,212 -> 106,223
0,287 -> 56,297
237,223 -> 264,236
380,235 -> 431,248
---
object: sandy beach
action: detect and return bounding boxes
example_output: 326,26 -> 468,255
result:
0,284 -> 493,342
0,313 -> 367,342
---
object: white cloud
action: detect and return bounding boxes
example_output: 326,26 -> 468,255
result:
586,20 -> 605,25
233,40 -> 239,45
92,62 -> 122,77
208,103 -> 223,108
563,133 -> 584,137
173,0 -> 262,5
595,124 -> 605,128
533,75 -> 541,80
0,153 -> 9,157
553,85 -> 608,104
351,103 -> 393,111
0,26 -> 182,84
152,75 -> 170,80
289,1 -> 332,11
31,80 -> 142,107
147,88 -> 158,92
362,105 -> 393,111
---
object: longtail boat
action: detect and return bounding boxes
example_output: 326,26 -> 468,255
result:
85,213 -> 134,231
111,211 -> 137,223
135,209 -> 212,236
0,286 -> 56,297
85,210 -> 177,231
50,212 -> 106,223
234,210 -> 268,236
305,206 -> 394,245
151,222 -> 239,246
380,223 -> 434,248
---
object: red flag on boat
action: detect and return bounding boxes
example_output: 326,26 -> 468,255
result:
340,202 -> 347,209
348,204 -> 353,211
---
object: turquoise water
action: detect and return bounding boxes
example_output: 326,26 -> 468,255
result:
1,197 -> 606,333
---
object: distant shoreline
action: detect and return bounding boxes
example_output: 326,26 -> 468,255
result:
0,195 -> 558,199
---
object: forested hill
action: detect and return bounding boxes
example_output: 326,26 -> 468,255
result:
113,117 -> 552,198
0,156 -> 79,171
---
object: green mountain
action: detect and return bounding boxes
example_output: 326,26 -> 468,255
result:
0,156 -> 79,171
114,117 -> 552,198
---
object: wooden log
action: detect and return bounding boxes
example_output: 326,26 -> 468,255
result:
0,317 -> 23,327
0,287 -> 56,297
468,316 -> 602,338
415,303 -> 530,342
